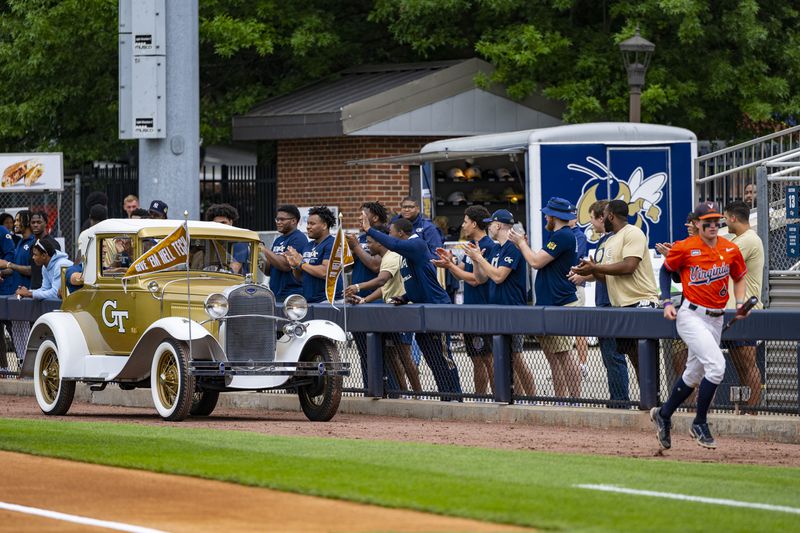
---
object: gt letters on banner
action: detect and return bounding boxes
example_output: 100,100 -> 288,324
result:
325,227 -> 353,306
124,224 -> 189,278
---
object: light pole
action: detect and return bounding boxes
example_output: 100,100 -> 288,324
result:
619,28 -> 655,123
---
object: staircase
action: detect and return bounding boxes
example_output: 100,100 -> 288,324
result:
695,125 -> 800,206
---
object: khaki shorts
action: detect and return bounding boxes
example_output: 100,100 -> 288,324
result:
536,300 -> 580,354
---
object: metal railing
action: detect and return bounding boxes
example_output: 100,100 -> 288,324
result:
757,151 -> 800,311
5,301 -> 796,416
695,125 -> 800,205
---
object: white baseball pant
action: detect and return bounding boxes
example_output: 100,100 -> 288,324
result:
676,300 -> 726,386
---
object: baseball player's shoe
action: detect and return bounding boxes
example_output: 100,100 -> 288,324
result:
650,407 -> 671,449
690,422 -> 717,449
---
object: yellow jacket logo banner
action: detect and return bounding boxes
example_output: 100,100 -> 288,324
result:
325,227 -> 353,305
124,224 -> 189,278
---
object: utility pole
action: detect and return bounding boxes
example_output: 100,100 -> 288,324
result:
119,0 -> 199,219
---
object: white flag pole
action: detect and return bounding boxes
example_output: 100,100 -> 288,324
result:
184,212 -> 192,360
339,212 -> 348,338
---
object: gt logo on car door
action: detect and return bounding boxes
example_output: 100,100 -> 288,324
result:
102,300 -> 129,333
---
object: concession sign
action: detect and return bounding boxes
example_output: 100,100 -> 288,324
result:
0,153 -> 63,192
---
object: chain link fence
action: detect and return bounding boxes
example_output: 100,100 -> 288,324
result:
0,176 -> 77,256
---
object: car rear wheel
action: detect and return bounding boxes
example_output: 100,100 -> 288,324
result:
33,339 -> 75,416
150,340 -> 194,421
190,390 -> 220,417
297,340 -> 342,422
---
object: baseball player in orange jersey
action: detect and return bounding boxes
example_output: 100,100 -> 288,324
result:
651,202 -> 749,449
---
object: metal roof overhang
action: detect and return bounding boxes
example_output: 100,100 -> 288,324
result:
346,148 -> 524,166
232,112 -> 343,141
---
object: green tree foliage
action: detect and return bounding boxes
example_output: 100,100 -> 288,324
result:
0,0 -> 408,166
372,0 -> 800,140
0,1 -> 796,166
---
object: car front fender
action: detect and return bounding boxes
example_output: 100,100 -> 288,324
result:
276,319 -> 346,362
113,317 -> 225,382
22,312 -> 91,379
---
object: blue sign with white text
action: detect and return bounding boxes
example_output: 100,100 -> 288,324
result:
788,224 -> 799,258
786,186 -> 799,219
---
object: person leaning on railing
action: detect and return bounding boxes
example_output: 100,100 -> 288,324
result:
364,213 -> 462,400
16,238 -> 73,301
346,224 -> 422,394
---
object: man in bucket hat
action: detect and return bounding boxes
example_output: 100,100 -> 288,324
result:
509,197 -> 581,399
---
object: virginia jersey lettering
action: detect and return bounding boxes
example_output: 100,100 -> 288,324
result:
665,235 -> 746,309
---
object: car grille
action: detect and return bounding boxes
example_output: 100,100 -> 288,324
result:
224,285 -> 276,362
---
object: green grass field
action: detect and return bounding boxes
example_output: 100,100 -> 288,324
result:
1,417 -> 798,532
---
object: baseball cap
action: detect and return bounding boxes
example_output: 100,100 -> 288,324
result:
692,201 -> 722,220
484,209 -> 515,225
463,166 -> 482,180
541,197 -> 577,220
448,168 -> 465,180
148,200 -> 168,217
447,191 -> 467,204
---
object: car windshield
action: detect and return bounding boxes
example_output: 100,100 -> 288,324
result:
141,237 -> 256,276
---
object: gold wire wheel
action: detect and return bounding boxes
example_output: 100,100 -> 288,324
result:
155,350 -> 179,409
39,348 -> 60,404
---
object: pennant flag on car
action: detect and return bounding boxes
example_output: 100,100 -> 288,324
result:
123,223 -> 189,278
325,226 -> 353,307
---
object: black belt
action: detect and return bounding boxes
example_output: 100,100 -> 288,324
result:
686,303 -> 724,317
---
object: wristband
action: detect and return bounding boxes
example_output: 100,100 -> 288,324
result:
292,263 -> 302,271
662,300 -> 673,307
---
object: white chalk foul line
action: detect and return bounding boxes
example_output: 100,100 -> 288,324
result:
575,484 -> 800,515
0,501 -> 168,533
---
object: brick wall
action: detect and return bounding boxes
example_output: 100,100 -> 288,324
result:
277,136 -> 442,228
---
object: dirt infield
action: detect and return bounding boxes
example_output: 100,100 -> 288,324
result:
2,395 -> 799,467
0,451 -> 528,533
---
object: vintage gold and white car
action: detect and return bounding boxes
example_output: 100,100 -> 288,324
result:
21,219 -> 349,421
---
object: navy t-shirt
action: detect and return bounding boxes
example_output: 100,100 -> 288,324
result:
593,233 -> 612,307
350,233 -> 374,297
11,234 -> 34,290
0,226 -> 16,295
232,242 -> 250,274
535,226 -> 578,306
269,229 -> 307,299
366,228 -> 449,304
300,234 -> 342,303
487,241 -> 527,306
463,235 -> 494,304
390,214 -> 443,255
572,226 -> 588,260
65,263 -> 83,294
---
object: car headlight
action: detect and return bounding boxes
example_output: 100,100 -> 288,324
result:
204,293 -> 229,319
283,322 -> 306,338
283,294 -> 307,321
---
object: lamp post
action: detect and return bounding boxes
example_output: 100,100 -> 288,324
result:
619,28 -> 655,123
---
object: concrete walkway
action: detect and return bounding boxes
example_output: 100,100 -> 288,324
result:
2,379 -> 798,444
